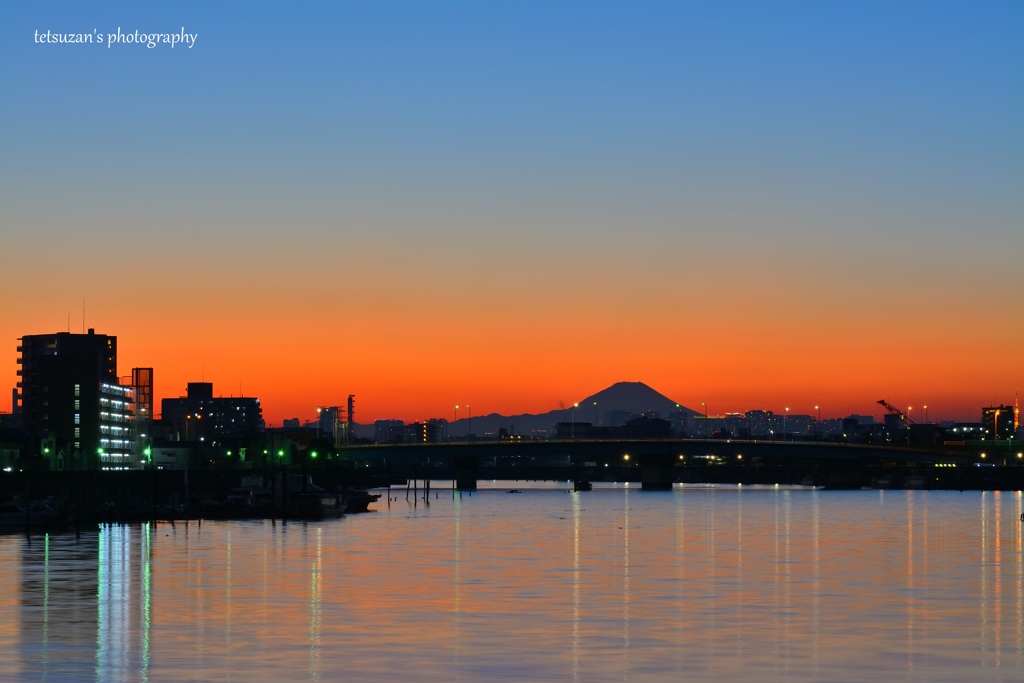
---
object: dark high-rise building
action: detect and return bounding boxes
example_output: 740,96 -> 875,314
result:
17,329 -> 135,469
161,382 -> 264,442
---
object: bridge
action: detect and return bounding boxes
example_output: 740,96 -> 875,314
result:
337,438 -> 1024,491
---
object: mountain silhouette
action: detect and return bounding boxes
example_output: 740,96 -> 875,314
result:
577,381 -> 696,418
426,381 -> 697,438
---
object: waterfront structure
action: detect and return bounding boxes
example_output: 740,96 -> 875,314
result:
16,329 -> 135,469
161,382 -> 264,442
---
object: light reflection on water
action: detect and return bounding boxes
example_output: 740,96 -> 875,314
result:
0,487 -> 1022,682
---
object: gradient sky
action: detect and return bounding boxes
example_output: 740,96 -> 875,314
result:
2,1 -> 1021,426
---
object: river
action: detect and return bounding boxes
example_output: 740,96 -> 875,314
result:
1,483 -> 1022,682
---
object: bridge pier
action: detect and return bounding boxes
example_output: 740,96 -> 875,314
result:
639,453 -> 676,490
453,454 -> 478,491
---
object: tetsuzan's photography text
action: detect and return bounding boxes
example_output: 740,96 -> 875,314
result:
34,27 -> 198,49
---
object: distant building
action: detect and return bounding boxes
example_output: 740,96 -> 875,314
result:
374,419 -> 405,444
982,405 -> 1015,440
554,416 -> 670,439
620,415 -> 671,438
405,418 -> 447,443
555,421 -> 594,439
161,382 -> 264,442
17,330 -> 135,470
315,406 -> 346,446
724,413 -> 747,438
745,410 -> 775,437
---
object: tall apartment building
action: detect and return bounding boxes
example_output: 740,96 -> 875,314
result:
17,329 -> 135,469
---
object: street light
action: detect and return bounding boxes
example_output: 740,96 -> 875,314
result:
571,402 -> 579,439
815,405 -> 821,441
784,407 -> 789,441
701,402 -> 708,439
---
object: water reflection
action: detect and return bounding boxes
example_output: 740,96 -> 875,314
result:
571,490 -> 581,683
452,493 -> 462,682
96,524 -> 151,682
1,489 -> 1022,682
308,527 -> 322,682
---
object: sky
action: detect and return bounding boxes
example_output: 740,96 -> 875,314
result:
1,1 -> 1021,426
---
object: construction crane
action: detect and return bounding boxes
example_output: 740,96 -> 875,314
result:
877,399 -> 917,425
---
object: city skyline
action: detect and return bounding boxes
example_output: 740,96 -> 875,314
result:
6,326 -> 1018,427
2,2 -> 1021,427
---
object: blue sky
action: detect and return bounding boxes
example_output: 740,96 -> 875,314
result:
1,1 -> 1021,421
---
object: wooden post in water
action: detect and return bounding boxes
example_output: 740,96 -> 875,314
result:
23,469 -> 30,533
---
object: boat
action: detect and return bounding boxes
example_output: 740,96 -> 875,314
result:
293,491 -> 347,519
224,485 -> 275,516
284,475 -> 348,519
340,489 -> 381,513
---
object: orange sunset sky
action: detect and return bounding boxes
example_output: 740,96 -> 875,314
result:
2,2 -> 1021,426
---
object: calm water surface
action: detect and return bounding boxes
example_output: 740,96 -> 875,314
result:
1,485 -> 1022,682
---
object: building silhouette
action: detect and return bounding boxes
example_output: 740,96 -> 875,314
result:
16,329 -> 135,469
374,419 -> 405,443
161,382 -> 264,442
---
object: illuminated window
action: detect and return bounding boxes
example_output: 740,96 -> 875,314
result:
74,384 -> 80,397
74,413 -> 80,424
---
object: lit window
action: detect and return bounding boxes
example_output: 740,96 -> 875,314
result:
74,413 -> 80,424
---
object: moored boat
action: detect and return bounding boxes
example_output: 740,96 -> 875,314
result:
341,489 -> 381,513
